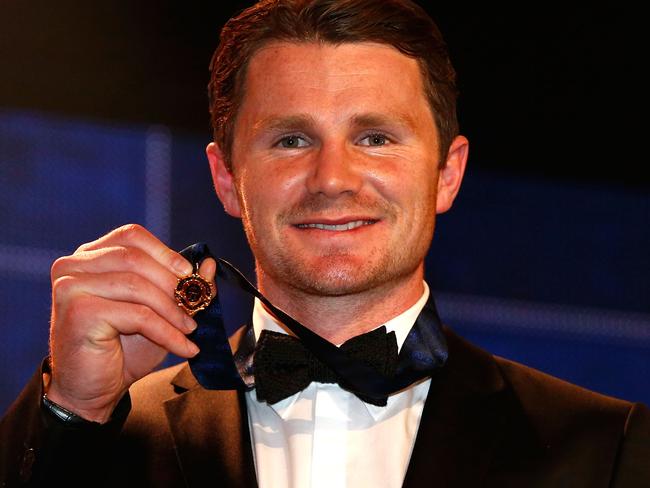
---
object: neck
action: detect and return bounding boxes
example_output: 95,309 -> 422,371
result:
257,267 -> 426,344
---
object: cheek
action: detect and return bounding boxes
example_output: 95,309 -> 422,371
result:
369,158 -> 437,209
397,175 -> 439,231
237,169 -> 296,225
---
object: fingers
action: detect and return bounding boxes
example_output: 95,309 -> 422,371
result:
52,271 -> 197,335
49,225 -> 212,359
70,295 -> 199,358
51,228 -> 216,347
198,257 -> 217,287
76,224 -> 193,277
52,246 -> 182,297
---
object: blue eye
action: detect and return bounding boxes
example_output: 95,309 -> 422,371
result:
278,135 -> 308,148
360,133 -> 389,146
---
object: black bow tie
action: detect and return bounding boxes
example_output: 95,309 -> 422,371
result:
253,326 -> 398,406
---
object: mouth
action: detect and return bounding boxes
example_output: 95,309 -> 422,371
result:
294,219 -> 378,232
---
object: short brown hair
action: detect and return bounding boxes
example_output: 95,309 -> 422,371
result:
208,0 -> 458,169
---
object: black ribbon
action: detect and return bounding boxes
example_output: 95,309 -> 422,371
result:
182,243 -> 448,404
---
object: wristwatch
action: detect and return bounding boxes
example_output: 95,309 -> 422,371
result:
41,393 -> 99,427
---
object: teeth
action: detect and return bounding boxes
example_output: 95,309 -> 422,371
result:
297,220 -> 374,231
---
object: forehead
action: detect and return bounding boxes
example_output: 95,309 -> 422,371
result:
237,41 -> 432,125
247,40 -> 423,85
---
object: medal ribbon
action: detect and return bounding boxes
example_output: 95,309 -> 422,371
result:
181,243 -> 448,402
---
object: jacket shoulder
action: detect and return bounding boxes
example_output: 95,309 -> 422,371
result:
441,327 -> 649,485
494,354 -> 633,417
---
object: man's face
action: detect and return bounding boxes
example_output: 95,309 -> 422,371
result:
209,42 -> 466,299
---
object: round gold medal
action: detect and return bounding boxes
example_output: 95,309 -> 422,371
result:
175,264 -> 215,316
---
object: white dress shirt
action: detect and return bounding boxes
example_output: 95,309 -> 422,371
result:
245,284 -> 432,488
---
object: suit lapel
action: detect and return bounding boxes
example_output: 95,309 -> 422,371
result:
164,364 -> 258,488
403,327 -> 513,487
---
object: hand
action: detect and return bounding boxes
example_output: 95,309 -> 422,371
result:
45,224 -> 215,423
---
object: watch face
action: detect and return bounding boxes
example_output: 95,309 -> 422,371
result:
175,273 -> 215,316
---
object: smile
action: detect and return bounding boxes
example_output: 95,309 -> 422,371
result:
295,220 -> 376,231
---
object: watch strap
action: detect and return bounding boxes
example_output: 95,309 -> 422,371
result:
41,393 -> 100,428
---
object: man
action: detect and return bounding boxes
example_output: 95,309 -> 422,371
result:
1,0 -> 648,486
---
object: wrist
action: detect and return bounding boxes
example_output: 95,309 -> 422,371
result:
40,390 -> 132,433
44,384 -> 118,424
43,369 -> 122,423
41,393 -> 102,427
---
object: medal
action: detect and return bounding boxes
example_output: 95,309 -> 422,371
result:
175,263 -> 215,316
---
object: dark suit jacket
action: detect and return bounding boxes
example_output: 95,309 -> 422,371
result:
1,327 -> 648,487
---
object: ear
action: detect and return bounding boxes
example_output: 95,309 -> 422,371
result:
206,142 -> 242,218
436,135 -> 469,214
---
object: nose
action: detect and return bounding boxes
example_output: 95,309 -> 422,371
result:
306,141 -> 363,197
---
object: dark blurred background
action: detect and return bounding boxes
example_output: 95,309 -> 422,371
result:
1,2 -> 648,415
2,2 -> 646,188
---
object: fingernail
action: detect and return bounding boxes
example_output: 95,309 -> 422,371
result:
174,259 -> 193,276
188,341 -> 200,356
184,315 -> 197,333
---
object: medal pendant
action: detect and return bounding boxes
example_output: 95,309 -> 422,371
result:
175,264 -> 215,316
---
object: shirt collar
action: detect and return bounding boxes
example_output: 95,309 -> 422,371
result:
252,282 -> 430,351
250,283 -> 431,420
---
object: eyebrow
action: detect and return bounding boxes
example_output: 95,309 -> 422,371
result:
252,111 -> 417,136
252,114 -> 318,135
349,112 -> 418,132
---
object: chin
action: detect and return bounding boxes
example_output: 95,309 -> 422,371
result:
281,254 -> 398,297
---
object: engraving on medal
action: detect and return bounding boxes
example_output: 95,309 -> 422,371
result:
175,266 -> 215,316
